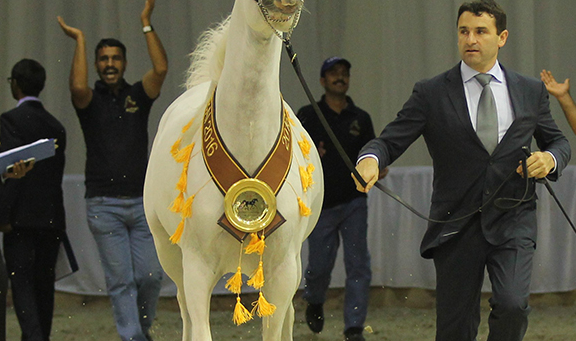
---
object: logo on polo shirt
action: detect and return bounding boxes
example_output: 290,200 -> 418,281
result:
349,120 -> 361,137
125,96 -> 139,113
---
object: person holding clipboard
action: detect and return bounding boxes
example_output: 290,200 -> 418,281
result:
0,58 -> 67,341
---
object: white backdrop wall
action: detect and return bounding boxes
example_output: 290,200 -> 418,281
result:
2,1 -> 576,174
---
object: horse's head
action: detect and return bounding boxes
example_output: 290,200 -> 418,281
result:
244,0 -> 303,37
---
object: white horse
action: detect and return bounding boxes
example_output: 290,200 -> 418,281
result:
143,0 -> 323,340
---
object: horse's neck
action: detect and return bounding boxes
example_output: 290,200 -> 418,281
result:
215,7 -> 283,175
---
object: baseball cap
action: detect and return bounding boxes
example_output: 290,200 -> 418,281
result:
320,57 -> 351,77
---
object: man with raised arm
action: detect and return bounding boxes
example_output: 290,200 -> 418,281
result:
58,1 -> 167,340
540,69 -> 576,135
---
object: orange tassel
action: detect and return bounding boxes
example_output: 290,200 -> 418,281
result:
232,296 -> 253,325
176,169 -> 187,192
225,267 -> 243,294
181,195 -> 195,218
307,163 -> 315,177
298,133 -> 311,159
245,234 -> 265,255
181,118 -> 195,134
299,166 -> 311,192
175,143 -> 194,163
247,261 -> 265,289
297,197 -> 312,217
169,220 -> 185,244
245,233 -> 260,250
169,192 -> 184,213
170,137 -> 182,159
251,292 -> 276,317
287,115 -> 296,126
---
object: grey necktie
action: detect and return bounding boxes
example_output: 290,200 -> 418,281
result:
474,73 -> 498,154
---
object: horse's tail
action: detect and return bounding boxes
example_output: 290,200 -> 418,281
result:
185,16 -> 231,89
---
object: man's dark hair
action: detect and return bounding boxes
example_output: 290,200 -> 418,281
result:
11,59 -> 46,97
95,38 -> 127,61
458,0 -> 507,34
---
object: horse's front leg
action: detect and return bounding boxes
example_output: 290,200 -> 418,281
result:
181,248 -> 220,341
261,253 -> 301,341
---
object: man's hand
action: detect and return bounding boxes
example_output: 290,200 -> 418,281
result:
541,69 -> 570,100
352,157 -> 379,193
141,0 -> 155,26
516,151 -> 554,179
57,16 -> 84,41
3,160 -> 35,180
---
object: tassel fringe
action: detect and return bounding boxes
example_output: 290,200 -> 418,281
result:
175,143 -> 194,163
169,220 -> 185,244
245,234 -> 266,255
225,267 -> 244,295
181,195 -> 195,218
170,137 -> 182,159
297,197 -> 312,217
251,292 -> 276,317
176,170 -> 188,192
298,133 -> 311,160
247,261 -> 265,289
169,192 -> 184,213
299,164 -> 315,192
232,296 -> 253,325
181,118 -> 195,134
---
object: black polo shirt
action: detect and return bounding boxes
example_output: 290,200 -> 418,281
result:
297,95 -> 375,209
76,80 -> 155,198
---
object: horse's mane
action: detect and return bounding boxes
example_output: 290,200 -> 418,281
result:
185,16 -> 231,89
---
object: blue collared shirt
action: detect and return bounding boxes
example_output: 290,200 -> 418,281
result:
16,96 -> 41,107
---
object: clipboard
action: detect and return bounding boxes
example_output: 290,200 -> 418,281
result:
0,139 -> 56,172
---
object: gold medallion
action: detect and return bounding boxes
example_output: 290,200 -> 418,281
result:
224,179 -> 277,233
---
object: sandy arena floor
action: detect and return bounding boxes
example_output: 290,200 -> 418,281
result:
6,288 -> 576,340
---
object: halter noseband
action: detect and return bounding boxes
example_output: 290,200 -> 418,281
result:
254,0 -> 303,42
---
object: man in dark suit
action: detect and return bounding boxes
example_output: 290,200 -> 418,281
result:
354,1 -> 570,341
0,58 -> 66,341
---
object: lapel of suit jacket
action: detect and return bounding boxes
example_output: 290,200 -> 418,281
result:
496,65 -> 530,149
445,63 -> 484,147
502,65 -> 523,119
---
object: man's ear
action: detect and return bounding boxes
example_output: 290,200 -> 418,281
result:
498,29 -> 509,48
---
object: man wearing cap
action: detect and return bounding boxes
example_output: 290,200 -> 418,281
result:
297,57 -> 376,341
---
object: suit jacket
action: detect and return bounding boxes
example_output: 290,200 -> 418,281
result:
359,63 -> 571,258
0,100 -> 66,230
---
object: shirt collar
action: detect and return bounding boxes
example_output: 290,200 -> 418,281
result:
461,60 -> 505,84
95,79 -> 129,94
17,96 -> 41,107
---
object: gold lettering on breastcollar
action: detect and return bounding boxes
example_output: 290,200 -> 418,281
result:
203,107 -> 219,157
280,110 -> 291,151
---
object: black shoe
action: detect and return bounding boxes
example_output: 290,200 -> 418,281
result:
344,327 -> 365,341
305,303 -> 324,333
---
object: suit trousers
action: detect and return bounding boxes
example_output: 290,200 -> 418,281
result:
3,228 -> 61,341
432,213 -> 534,341
0,247 -> 7,341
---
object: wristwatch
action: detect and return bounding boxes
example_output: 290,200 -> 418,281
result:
142,25 -> 154,34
